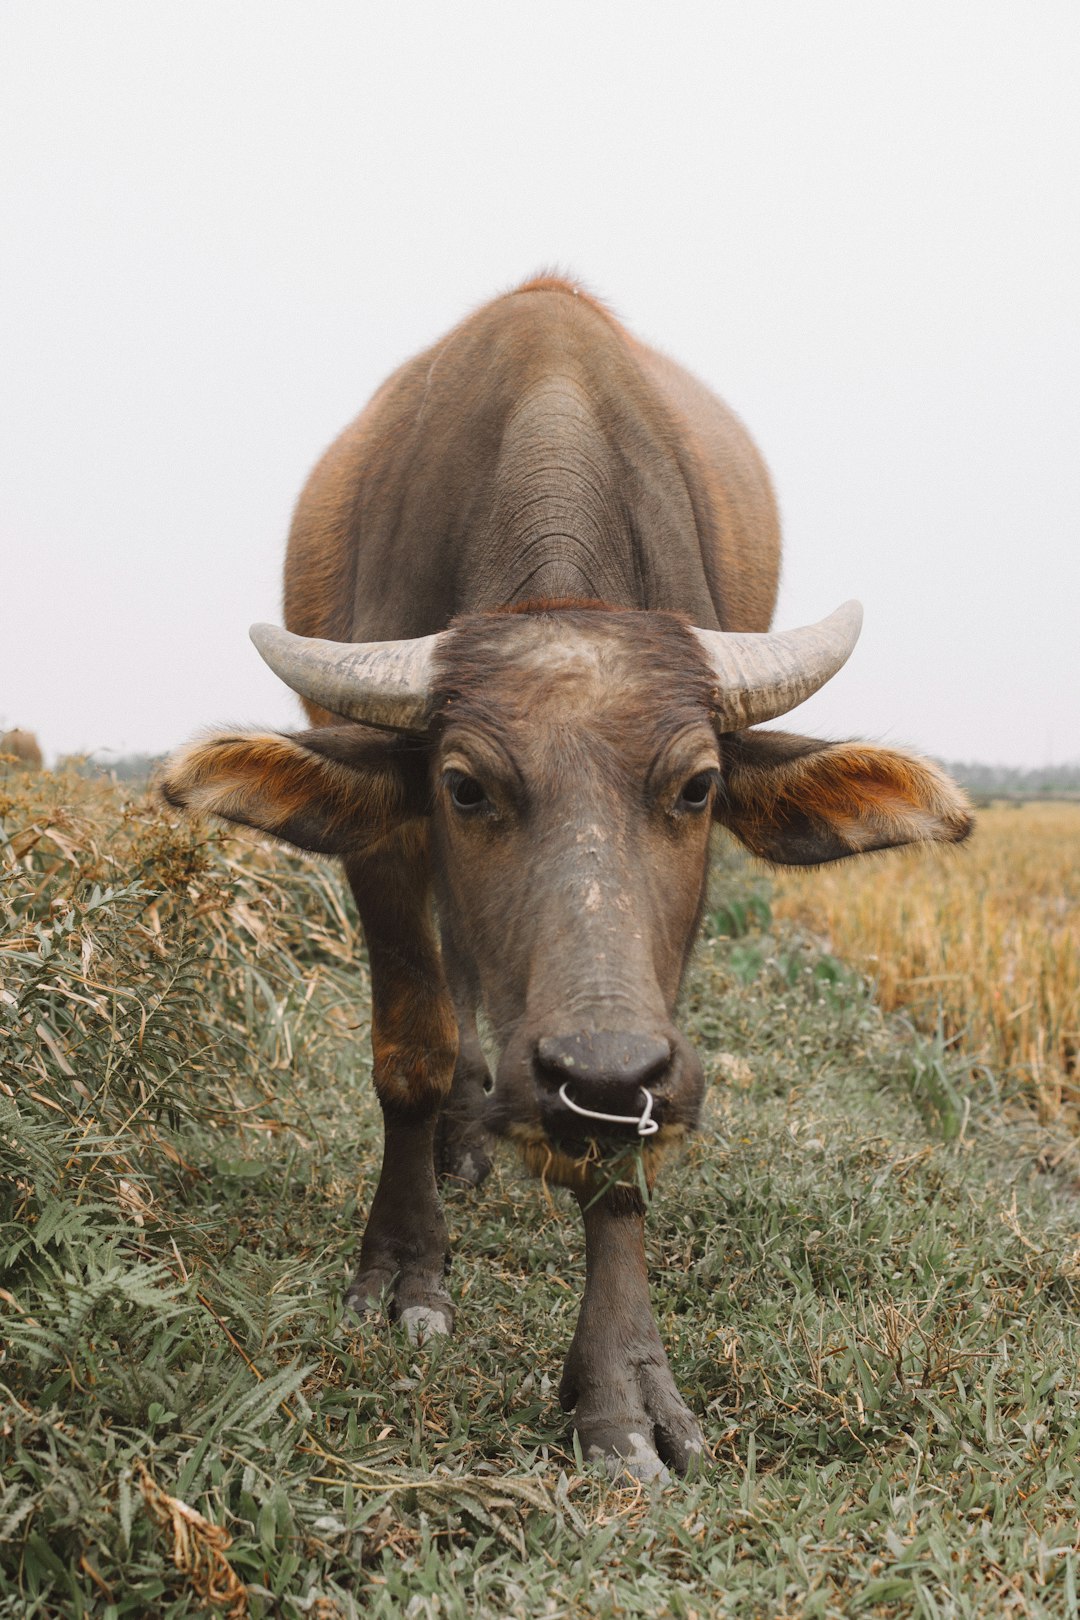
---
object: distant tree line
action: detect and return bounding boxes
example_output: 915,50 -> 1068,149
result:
939,760 -> 1080,799
57,753 -> 165,784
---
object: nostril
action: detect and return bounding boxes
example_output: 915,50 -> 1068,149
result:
535,1031 -> 673,1092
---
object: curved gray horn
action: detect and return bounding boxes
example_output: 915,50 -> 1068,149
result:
690,599 -> 863,730
250,623 -> 444,732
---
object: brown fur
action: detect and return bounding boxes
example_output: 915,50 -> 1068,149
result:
346,826 -> 459,1112
719,731 -> 973,865
427,608 -> 718,1163
164,279 -> 973,1477
282,276 -> 780,715
434,605 -> 715,742
508,1121 -> 684,1197
160,728 -> 428,856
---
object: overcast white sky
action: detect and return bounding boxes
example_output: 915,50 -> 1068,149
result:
2,2 -> 1077,767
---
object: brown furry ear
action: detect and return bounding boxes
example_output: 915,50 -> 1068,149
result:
716,730 -> 973,866
160,727 -> 430,855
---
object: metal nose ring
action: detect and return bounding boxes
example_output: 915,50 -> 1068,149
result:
557,1083 -> 660,1136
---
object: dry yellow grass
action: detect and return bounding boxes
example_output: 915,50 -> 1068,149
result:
771,801 -> 1080,1118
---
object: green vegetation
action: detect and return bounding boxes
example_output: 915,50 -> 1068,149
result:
3,770 -> 1080,1618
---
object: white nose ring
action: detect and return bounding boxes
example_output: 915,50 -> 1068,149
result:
556,1083 -> 660,1136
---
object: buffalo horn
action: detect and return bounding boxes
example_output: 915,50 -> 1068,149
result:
690,599 -> 864,729
249,622 -> 442,732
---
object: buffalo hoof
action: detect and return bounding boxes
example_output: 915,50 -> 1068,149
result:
435,1113 -> 494,1190
399,1304 -> 452,1344
560,1354 -> 705,1483
344,1263 -> 454,1343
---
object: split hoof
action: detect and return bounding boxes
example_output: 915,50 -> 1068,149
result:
345,1265 -> 454,1341
563,1357 -> 706,1482
587,1429 -> 673,1484
399,1304 -> 453,1344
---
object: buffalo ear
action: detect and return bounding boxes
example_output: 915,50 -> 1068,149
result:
160,726 -> 430,855
715,729 -> 973,866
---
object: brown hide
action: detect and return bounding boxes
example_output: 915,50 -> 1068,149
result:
283,277 -> 780,726
164,277 -> 973,1482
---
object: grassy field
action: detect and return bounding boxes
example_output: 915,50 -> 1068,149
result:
4,770 -> 1080,1618
772,802 -> 1080,1124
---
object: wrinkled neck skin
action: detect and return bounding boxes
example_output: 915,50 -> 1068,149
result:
472,375 -> 641,608
428,610 -> 717,1169
469,374 -> 719,626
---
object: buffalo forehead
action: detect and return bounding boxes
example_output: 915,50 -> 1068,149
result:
437,611 -> 714,737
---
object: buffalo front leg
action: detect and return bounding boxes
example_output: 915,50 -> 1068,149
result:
435,929 -> 494,1188
343,837 -> 459,1343
560,1188 -> 705,1481
435,1000 -> 495,1188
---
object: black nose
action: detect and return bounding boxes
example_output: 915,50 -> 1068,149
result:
535,1031 -> 673,1115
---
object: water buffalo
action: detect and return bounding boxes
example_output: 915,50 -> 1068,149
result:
0,729 -> 43,772
163,277 -> 971,1479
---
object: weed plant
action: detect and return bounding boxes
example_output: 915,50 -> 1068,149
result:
3,771 -> 1080,1617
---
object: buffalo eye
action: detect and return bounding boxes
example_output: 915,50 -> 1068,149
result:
676,771 -> 716,811
445,769 -> 489,813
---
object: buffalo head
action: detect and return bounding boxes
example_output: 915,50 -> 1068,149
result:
162,603 -> 971,1175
